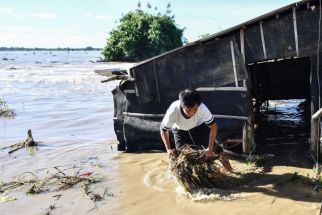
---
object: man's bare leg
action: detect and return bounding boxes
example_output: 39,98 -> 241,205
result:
219,152 -> 233,173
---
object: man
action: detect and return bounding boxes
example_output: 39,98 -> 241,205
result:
160,89 -> 233,171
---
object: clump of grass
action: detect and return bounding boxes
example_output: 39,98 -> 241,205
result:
170,145 -> 238,193
312,164 -> 322,183
0,98 -> 16,119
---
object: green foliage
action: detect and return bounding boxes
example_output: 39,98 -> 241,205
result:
198,33 -> 211,40
102,10 -> 185,61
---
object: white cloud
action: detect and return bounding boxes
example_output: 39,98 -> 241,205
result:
0,7 -> 24,17
31,12 -> 57,19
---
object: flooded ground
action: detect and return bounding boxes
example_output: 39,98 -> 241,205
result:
254,100 -> 312,169
0,52 -> 321,215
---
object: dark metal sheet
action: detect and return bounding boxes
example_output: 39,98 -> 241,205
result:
132,38 -> 248,103
263,12 -> 297,59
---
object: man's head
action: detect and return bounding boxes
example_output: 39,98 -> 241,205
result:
179,89 -> 201,117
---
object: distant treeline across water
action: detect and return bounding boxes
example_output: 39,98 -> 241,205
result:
0,47 -> 102,51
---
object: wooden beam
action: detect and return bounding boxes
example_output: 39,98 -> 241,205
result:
230,40 -> 239,87
123,112 -> 248,120
259,20 -> 267,59
240,28 -> 245,62
153,60 -> 161,102
131,68 -> 139,96
292,6 -> 300,56
311,108 -> 322,162
242,121 -> 247,153
196,87 -> 247,92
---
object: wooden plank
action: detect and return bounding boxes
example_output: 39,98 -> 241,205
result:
196,87 -> 247,92
230,40 -> 239,87
123,112 -> 249,120
240,28 -> 246,62
259,20 -> 267,59
292,6 -> 299,56
94,68 -> 127,77
153,60 -> 161,102
311,108 -> 322,162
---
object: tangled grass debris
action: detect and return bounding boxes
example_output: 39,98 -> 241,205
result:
0,159 -> 113,210
169,145 -> 242,193
0,98 -> 16,119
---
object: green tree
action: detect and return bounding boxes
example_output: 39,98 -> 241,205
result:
198,33 -> 211,40
102,10 -> 185,61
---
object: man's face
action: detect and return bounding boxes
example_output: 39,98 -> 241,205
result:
182,103 -> 199,117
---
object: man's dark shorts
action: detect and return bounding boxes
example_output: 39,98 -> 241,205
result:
171,123 -> 223,154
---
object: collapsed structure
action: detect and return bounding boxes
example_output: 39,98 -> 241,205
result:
111,0 -> 322,160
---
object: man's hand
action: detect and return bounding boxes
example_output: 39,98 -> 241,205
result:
204,148 -> 215,160
167,148 -> 177,157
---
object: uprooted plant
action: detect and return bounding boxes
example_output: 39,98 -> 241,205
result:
1,130 -> 39,154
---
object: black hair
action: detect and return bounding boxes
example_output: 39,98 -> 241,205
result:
179,89 -> 201,108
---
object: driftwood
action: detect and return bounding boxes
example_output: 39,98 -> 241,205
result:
170,145 -> 239,193
1,130 -> 39,154
101,75 -> 129,83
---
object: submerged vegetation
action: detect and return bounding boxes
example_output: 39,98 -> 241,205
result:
103,2 -> 185,61
0,98 -> 16,119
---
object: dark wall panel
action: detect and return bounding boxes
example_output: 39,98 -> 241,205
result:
199,90 -> 251,116
297,8 -> 320,57
245,24 -> 265,62
263,13 -> 297,59
131,38 -> 248,103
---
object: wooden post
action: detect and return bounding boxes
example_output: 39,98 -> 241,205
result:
242,121 -> 247,153
259,20 -> 267,59
240,27 -> 245,63
153,60 -> 161,102
310,53 -> 322,162
292,6 -> 299,57
311,109 -> 322,162
242,79 -> 254,154
242,114 -> 254,154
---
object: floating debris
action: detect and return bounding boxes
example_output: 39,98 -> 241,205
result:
0,165 -> 111,208
0,99 -> 16,119
1,130 -> 39,154
0,191 -> 17,202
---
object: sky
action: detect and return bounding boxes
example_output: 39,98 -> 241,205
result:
0,0 -> 297,48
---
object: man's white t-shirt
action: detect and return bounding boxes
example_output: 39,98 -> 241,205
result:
161,100 -> 215,131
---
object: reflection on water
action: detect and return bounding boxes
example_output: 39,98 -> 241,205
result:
254,100 -> 310,159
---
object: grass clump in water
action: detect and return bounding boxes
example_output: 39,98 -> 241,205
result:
0,98 -> 16,119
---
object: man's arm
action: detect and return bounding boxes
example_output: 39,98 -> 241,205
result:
205,123 -> 218,159
160,130 -> 176,156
